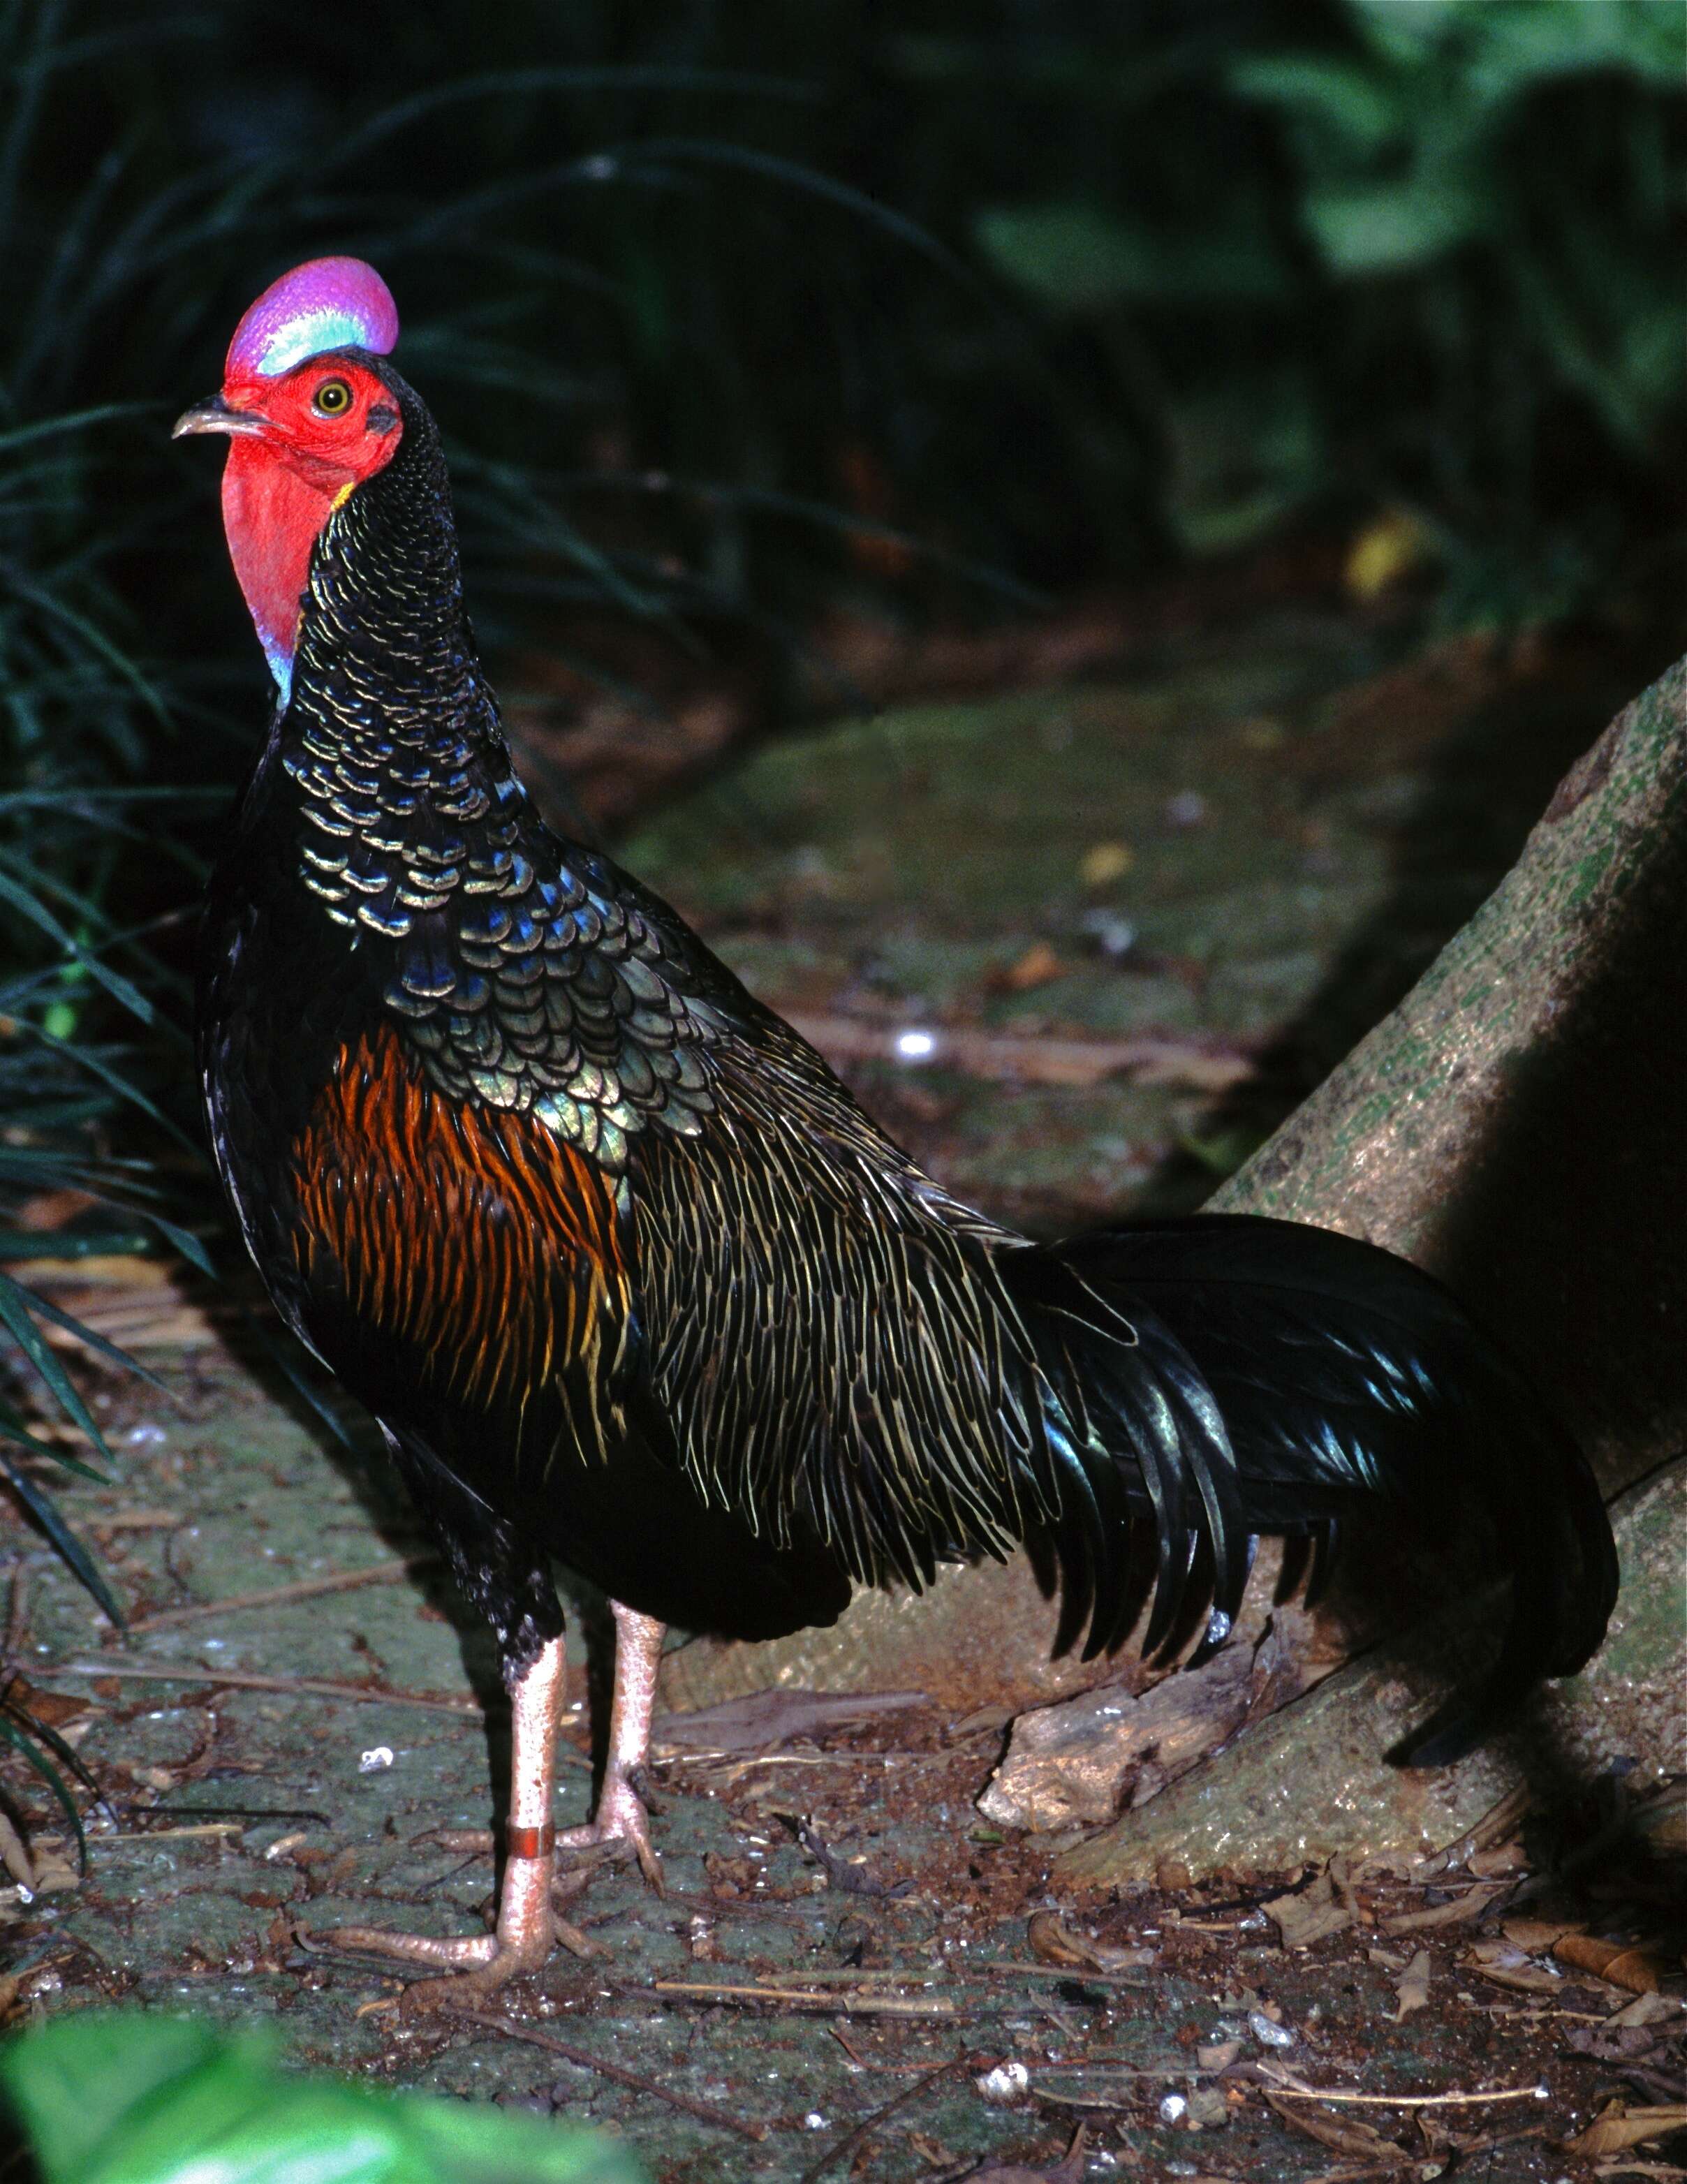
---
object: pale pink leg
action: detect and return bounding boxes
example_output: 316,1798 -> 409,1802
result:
558,1601 -> 665,1890
323,1633 -> 566,2004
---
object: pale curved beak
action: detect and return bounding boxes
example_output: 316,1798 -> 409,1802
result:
172,392 -> 270,441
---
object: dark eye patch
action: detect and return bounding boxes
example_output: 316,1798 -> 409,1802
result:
367,404 -> 399,434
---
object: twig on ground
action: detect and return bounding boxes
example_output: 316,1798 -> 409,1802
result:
830,2024 -> 871,2070
41,1659 -> 559,1734
449,2007 -> 768,2142
972,1961 -> 1151,1987
792,1815 -> 913,1898
653,1979 -> 958,2018
659,1884 -> 816,1928
798,2054 -> 973,2184
1260,2060 -> 1549,2109
97,1822 -> 243,1843
760,1968 -> 936,1986
125,1557 -> 434,1635
3,1562 -> 31,1670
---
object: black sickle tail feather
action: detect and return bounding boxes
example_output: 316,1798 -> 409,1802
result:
1002,1213 -> 1619,1764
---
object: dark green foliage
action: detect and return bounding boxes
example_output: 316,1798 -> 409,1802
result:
959,1 -> 1684,596
0,2010 -> 647,2182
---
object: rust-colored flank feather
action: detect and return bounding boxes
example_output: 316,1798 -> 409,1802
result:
290,1025 -> 626,1427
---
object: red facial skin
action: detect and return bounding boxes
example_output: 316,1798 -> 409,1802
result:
218,356 -> 402,692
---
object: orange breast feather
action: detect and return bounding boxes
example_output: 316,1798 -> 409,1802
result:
290,1026 -> 627,1426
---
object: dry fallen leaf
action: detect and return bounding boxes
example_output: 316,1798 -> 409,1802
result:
969,2123 -> 1087,2182
1392,1948 -> 1432,2022
1383,1882 -> 1503,1935
1265,1857 -> 1360,1950
1606,1993 -> 1684,2031
1345,509 -> 1435,602
1078,841 -> 1133,886
27,1843 -> 79,1897
1023,1910 -> 1145,1974
0,1814 -> 34,1894
1,1678 -> 91,1730
1503,1915 -> 1584,1954
992,942 -> 1069,993
1265,2093 -> 1410,2164
1566,2102 -> 1687,2158
656,1686 -> 930,1755
1555,1933 -> 1667,1996
1466,1838 -> 1528,1877
1466,1938 -> 1562,1994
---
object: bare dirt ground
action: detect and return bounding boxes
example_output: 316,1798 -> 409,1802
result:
3,608 -> 1682,2181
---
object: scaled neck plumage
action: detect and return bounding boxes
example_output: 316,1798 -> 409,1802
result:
273,379 -> 533,945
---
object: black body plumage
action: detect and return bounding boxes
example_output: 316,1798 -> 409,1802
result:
198,355 -> 1617,1753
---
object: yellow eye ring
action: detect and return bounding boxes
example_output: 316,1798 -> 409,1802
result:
312,378 -> 353,417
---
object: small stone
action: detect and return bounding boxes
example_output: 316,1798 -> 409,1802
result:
975,2061 -> 1031,2105
1248,2009 -> 1295,2049
1158,2090 -> 1188,2125
1156,1859 -> 1193,1891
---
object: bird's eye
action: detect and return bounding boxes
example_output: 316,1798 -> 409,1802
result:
312,378 -> 353,417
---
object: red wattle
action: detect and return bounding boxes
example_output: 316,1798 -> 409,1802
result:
221,441 -> 342,690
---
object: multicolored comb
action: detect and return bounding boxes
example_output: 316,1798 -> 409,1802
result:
226,256 -> 399,381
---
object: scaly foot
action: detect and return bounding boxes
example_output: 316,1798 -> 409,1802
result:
311,1827 -> 557,2012
558,1766 -> 663,1891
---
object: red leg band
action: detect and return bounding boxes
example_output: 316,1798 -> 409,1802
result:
506,1822 -> 557,1862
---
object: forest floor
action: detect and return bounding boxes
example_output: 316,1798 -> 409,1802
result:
3,600 -> 1683,2181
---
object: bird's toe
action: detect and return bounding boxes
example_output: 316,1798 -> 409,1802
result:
558,1771 -> 664,1893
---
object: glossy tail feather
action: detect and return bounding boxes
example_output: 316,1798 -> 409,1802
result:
1004,1213 -> 1619,1764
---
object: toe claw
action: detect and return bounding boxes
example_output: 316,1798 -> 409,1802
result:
557,1773 -> 663,1893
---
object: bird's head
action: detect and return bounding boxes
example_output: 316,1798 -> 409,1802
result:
175,256 -> 405,700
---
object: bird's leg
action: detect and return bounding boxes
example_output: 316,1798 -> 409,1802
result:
558,1600 -> 665,1889
325,1632 -> 566,2004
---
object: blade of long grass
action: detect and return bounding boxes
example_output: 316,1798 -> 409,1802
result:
325,65 -> 823,174
15,1283 -> 167,1396
0,1270 -> 118,1461
17,1019 -> 198,1152
0,1396 -> 104,1475
0,1711 -> 89,1868
0,1449 -> 121,1628
0,869 -> 154,1024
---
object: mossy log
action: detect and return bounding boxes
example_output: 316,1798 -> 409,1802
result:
1211,652 -> 1687,1498
1057,653 -> 1687,1886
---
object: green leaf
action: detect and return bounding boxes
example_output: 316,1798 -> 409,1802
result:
975,201 -> 1290,309
1228,54 -> 1403,156
1304,176 -> 1491,274
0,2013 -> 649,2184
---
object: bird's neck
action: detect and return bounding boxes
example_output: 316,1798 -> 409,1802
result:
258,412 -> 533,937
